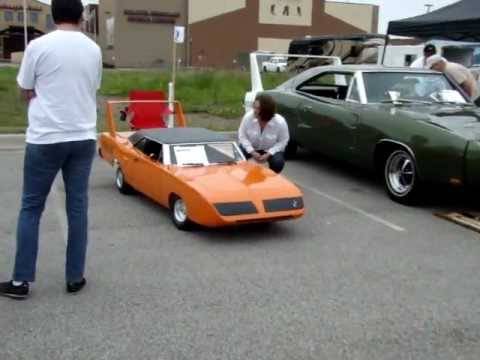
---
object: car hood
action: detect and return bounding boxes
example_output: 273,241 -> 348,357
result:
386,104 -> 480,141
172,161 -> 302,203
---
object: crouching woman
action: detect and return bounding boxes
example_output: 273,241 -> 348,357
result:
238,94 -> 289,173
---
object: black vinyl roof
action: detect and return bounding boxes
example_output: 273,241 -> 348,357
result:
129,128 -> 232,145
387,0 -> 480,42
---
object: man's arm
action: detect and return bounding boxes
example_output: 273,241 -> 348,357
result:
17,44 -> 36,102
460,80 -> 475,99
19,89 -> 36,103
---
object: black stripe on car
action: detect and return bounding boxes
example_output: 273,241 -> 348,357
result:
263,197 -> 304,212
214,202 -> 258,216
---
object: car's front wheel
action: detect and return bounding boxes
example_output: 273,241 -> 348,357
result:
115,167 -> 134,195
170,195 -> 192,230
384,149 -> 419,204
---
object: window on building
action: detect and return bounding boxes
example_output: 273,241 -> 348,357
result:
282,6 -> 290,16
297,6 -> 302,16
29,12 -> 38,24
270,4 -> 275,15
46,14 -> 55,30
4,11 -> 14,22
17,12 -> 24,23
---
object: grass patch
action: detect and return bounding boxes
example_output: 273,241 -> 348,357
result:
0,67 -> 289,133
0,67 -> 28,131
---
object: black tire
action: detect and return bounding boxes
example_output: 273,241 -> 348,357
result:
383,149 -> 420,205
115,167 -> 135,195
285,139 -> 298,159
170,195 -> 192,231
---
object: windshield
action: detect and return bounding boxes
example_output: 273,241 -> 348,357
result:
363,72 -> 468,104
171,142 -> 244,166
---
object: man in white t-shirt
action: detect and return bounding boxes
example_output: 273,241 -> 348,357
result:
410,44 -> 437,69
426,55 -> 479,102
0,0 -> 102,299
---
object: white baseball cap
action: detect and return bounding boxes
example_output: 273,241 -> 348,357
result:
425,55 -> 446,69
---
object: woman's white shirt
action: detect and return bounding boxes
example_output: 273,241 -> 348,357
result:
238,111 -> 290,155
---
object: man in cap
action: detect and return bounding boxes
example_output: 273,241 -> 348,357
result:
426,55 -> 479,102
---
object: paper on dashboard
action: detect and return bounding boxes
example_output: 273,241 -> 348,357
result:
174,145 -> 208,165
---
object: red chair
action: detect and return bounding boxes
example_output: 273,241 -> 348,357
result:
121,90 -> 171,130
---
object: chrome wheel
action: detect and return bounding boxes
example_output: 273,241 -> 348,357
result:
115,167 -> 134,195
115,168 -> 124,189
173,198 -> 188,223
385,150 -> 415,197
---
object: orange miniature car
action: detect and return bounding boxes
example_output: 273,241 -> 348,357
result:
99,100 -> 305,230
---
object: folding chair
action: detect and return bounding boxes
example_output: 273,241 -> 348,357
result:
120,90 -> 171,130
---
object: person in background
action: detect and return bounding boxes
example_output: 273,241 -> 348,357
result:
238,95 -> 289,174
426,55 -> 479,103
0,0 -> 103,300
410,44 -> 437,69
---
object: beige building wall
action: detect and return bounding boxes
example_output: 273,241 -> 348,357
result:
259,0 -> 313,26
257,37 -> 291,53
325,1 -> 378,33
99,0 -> 188,68
0,0 -> 52,33
188,0 -> 246,24
0,0 -> 53,58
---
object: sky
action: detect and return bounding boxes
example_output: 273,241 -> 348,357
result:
332,0 -> 460,33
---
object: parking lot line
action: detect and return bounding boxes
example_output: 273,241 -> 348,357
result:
295,180 -> 406,233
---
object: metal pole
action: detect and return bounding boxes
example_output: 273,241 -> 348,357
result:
381,35 -> 390,66
23,0 -> 28,49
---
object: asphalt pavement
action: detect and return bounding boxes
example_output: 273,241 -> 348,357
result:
1,137 -> 480,360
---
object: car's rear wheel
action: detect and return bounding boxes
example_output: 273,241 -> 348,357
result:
384,149 -> 419,204
115,167 -> 134,195
170,195 -> 192,231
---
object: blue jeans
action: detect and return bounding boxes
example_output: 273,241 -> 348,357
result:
13,140 -> 96,283
239,145 -> 286,174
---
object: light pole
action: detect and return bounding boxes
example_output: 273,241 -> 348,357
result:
425,4 -> 434,13
23,0 -> 28,50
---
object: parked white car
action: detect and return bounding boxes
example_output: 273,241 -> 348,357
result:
262,56 -> 288,72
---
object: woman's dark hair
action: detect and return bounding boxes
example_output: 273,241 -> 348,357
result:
255,94 -> 276,122
51,0 -> 84,25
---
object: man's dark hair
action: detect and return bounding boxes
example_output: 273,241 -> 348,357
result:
51,0 -> 84,25
424,44 -> 437,56
255,94 -> 276,122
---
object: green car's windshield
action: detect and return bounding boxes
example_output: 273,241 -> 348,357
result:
171,142 -> 244,166
363,72 -> 468,104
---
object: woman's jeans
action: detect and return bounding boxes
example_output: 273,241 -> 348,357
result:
240,145 -> 285,174
13,140 -> 96,283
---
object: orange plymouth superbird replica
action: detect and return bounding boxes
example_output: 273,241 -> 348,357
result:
99,101 -> 305,230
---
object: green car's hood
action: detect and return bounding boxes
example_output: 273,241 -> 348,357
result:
391,105 -> 480,141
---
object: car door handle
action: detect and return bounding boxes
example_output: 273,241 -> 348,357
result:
302,105 -> 313,112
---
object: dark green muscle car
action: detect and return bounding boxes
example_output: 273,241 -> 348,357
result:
263,65 -> 480,204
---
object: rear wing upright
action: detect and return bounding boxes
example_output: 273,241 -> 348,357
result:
105,100 -> 187,137
245,52 -> 342,111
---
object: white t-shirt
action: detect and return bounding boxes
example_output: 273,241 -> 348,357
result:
410,56 -> 426,69
17,30 -> 103,144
